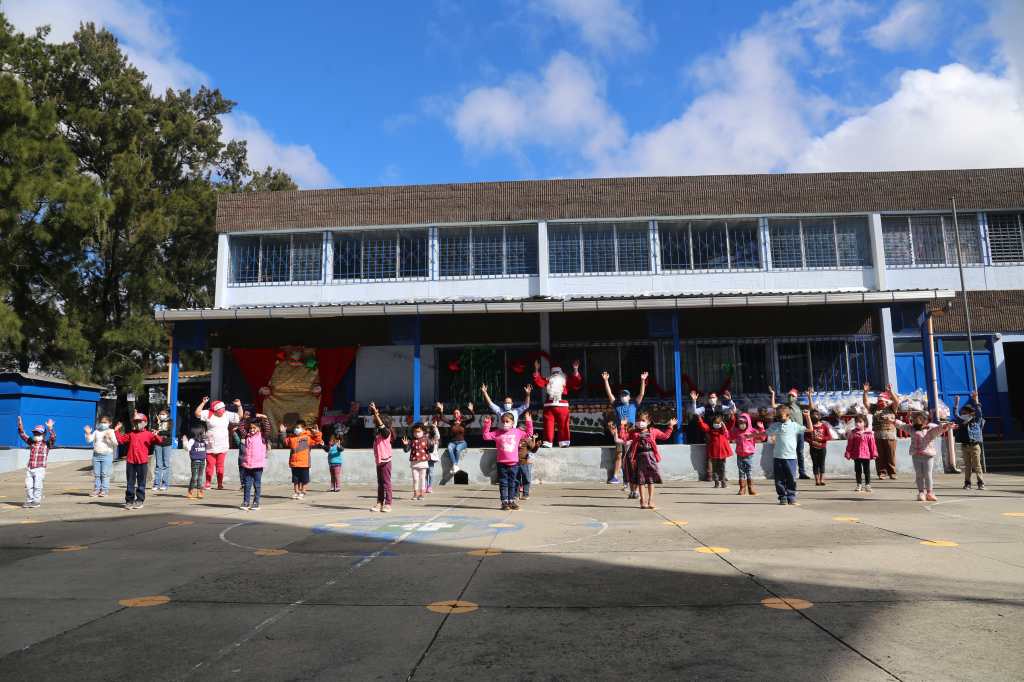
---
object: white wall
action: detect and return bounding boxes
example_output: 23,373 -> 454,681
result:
354,345 -> 436,409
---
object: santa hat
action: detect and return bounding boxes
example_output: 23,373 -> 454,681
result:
31,424 -> 45,434
132,412 -> 148,425
210,400 -> 226,413
788,388 -> 799,397
876,394 -> 891,408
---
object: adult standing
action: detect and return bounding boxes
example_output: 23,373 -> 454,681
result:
532,359 -> 583,448
864,383 -> 900,480
194,397 -> 241,490
691,389 -> 736,481
152,408 -> 175,492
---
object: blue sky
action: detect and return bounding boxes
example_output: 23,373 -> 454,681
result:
6,0 -> 1024,188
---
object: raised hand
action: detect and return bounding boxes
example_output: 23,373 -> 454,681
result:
482,416 -> 492,425
114,422 -> 123,431
434,401 -> 443,413
524,384 -> 533,394
862,382 -> 871,392
480,383 -> 488,393
768,386 -> 776,395
690,390 -> 699,401
17,416 -> 23,427
640,371 -> 649,382
668,417 -> 678,427
534,359 -> 541,371
466,402 -> 474,412
368,401 -> 378,413
970,390 -> 979,402
524,412 -> 533,421
45,419 -> 55,429
401,437 -> 410,446
233,398 -> 242,407
83,425 -> 92,434
571,359 -> 580,371
722,390 -> 732,401
200,396 -> 209,404
601,371 -> 610,381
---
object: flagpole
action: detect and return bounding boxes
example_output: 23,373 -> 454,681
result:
951,196 -> 985,473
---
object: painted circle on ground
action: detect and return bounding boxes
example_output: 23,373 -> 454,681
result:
694,546 -> 730,554
52,545 -> 86,552
468,548 -> 502,556
254,548 -> 289,556
920,540 -> 959,547
311,515 -> 524,543
119,595 -> 171,608
1002,512 -> 1024,518
662,520 -> 689,526
426,600 -> 479,614
762,597 -> 814,610
167,520 -> 194,526
833,516 -> 859,522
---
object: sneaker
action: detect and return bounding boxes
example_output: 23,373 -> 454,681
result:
240,504 -> 250,511
133,502 -> 144,510
250,503 -> 261,511
370,504 -> 381,512
161,486 -> 169,492
124,503 -> 133,510
89,490 -> 100,498
925,492 -> 938,502
187,490 -> 195,499
381,505 -> 392,513
509,501 -> 521,510
299,493 -> 306,500
721,480 -> 727,488
963,481 -> 972,490
30,501 -> 40,508
977,482 -> 986,491
787,500 -> 800,506
452,465 -> 460,473
713,481 -> 720,488
521,494 -> 530,500
855,484 -> 863,492
22,502 -> 33,509
778,499 -> 786,505
607,477 -> 620,485
889,475 -> 898,480
426,486 -> 433,494
197,490 -> 205,499
917,492 -> 926,502
864,485 -> 872,493
99,491 -> 107,497
291,492 -> 300,500
501,502 -> 510,511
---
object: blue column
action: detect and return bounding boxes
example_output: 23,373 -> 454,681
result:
168,331 -> 180,447
673,310 -> 683,443
412,314 -> 422,424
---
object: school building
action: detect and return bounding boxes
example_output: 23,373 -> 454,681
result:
155,168 -> 1024,449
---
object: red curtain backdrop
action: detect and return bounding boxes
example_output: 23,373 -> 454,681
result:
317,347 -> 358,415
230,348 -> 279,412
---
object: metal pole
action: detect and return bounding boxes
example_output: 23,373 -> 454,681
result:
412,315 -> 421,426
672,311 -> 683,444
951,197 -> 985,473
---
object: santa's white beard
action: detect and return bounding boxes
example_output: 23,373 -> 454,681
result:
546,374 -> 566,401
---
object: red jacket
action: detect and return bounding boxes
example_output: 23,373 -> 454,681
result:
619,425 -> 674,462
697,415 -> 736,459
116,429 -> 165,464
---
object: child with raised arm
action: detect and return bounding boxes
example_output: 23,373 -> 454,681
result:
18,416 -> 56,509
806,388 -> 838,487
435,401 -> 475,474
402,422 -> 432,501
955,392 -> 986,490
696,411 -> 736,488
482,411 -> 534,510
279,420 -> 323,500
896,413 -> 956,502
369,402 -> 394,512
602,370 -> 647,484
766,405 -> 806,506
517,417 -> 541,500
239,412 -> 272,510
481,383 -> 531,425
620,413 -> 676,510
115,413 -> 165,510
607,418 -> 634,496
424,417 -> 441,494
772,387 -> 810,480
729,413 -> 765,495
691,389 -> 736,481
843,414 -> 878,493
85,416 -> 118,498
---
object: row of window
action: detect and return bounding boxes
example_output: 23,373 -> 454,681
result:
227,212 -> 1024,284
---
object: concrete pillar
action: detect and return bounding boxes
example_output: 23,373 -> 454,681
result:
649,219 -> 660,273
539,311 -> 551,375
537,221 -> 550,297
322,231 -> 333,284
879,307 -> 899,388
412,315 -> 422,422
868,213 -> 887,290
211,347 -> 225,401
428,226 -> 439,280
215,233 -> 230,307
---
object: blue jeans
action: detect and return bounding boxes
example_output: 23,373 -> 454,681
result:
92,453 -> 113,493
153,444 -> 174,488
517,462 -> 532,496
736,456 -> 753,480
498,463 -> 518,503
773,458 -> 797,502
125,462 -> 148,504
795,437 -> 807,477
426,460 -> 436,488
447,441 -> 467,467
242,467 -> 263,506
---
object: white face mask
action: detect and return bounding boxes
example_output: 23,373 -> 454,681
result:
960,413 -> 973,422
712,422 -> 724,429
293,427 -> 304,435
97,423 -> 110,431
504,403 -> 514,411
620,396 -> 630,405
707,398 -> 718,407
32,435 -> 43,442
158,415 -> 168,422
635,421 -> 648,429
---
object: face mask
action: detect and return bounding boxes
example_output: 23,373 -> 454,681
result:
97,423 -> 110,431
293,427 -> 304,435
620,396 -> 630,405
707,398 -> 718,407
960,413 -> 973,422
712,422 -> 723,429
32,435 -> 43,442
504,403 -> 514,411
158,415 -> 168,422
134,422 -> 145,430
635,421 -> 648,429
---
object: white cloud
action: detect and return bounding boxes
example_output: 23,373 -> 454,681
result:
531,0 -> 648,53
451,51 -> 625,163
4,0 -> 335,188
866,1 -> 939,52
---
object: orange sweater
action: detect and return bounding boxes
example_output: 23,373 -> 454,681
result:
283,430 -> 323,468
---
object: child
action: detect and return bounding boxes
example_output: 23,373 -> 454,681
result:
601,370 -> 648,484
17,416 -> 55,509
620,413 -> 676,510
327,430 -> 344,493
280,420 -> 322,500
369,402 -> 394,512
955,392 -> 986,490
696,411 -> 736,488
182,423 -> 208,499
481,411 -> 534,510
607,418 -> 633,497
194,396 -> 242,490
843,414 -> 878,493
771,387 -> 810,480
896,413 -> 956,502
239,413 -> 272,510
231,405 -> 253,491
517,418 -> 541,500
425,418 -> 441,493
403,423 -> 432,501
729,413 -> 765,495
151,409 -> 174,493
85,416 -> 118,498
435,401 -> 475,474
766,405 -> 807,506
806,388 -> 838,486
481,383 -> 532,425
115,413 -> 165,510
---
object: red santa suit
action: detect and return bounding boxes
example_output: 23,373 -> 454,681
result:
532,365 -> 583,447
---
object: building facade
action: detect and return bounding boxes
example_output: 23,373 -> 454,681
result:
157,168 -> 1024,439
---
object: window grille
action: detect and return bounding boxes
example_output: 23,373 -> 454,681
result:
332,229 -> 428,281
362,232 -> 397,279
768,216 -> 870,269
438,225 -> 538,278
835,217 -> 869,266
549,225 -> 581,274
658,222 -> 691,269
987,213 -> 1024,263
399,230 -> 429,278
581,224 -> 616,273
729,221 -> 761,268
505,225 -> 537,275
802,218 -> 837,268
882,217 -> 912,265
658,219 -> 760,271
438,228 -> 471,277
615,224 -> 651,272
882,214 -> 983,267
471,228 -> 504,276
769,220 -> 803,268
691,221 -> 730,269
942,214 -> 982,265
229,233 -> 325,285
549,222 -> 651,274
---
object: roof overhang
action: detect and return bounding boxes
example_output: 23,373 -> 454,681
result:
154,289 -> 956,322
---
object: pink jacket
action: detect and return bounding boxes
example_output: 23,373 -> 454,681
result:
242,432 -> 268,469
844,428 -> 878,460
373,433 -> 393,465
482,419 -> 534,465
729,422 -> 765,457
896,421 -> 951,458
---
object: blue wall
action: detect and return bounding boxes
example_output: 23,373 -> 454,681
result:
0,376 -> 102,449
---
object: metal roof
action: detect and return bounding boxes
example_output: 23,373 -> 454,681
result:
0,371 -> 105,390
154,289 -> 956,322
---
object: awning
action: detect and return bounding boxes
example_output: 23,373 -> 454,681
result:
154,288 -> 956,322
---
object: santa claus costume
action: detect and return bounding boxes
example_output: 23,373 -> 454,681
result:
532,362 -> 583,448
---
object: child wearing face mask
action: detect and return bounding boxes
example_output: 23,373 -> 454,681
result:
481,383 -> 532,425
602,370 -> 648,485
691,389 -> 735,481
85,416 -> 118,498
482,411 -> 534,510
403,423 -> 432,501
435,401 -> 475,475
239,413 -> 272,510
620,413 -> 676,510
369,403 -> 394,512
805,389 -> 838,487
696,411 -> 736,488
729,413 -> 765,495
115,413 -> 165,510
896,413 -> 956,502
279,420 -> 323,500
182,423 -> 208,499
18,416 -> 56,509
765,405 -> 807,506
955,392 -> 985,490
843,414 -> 878,493
326,429 -> 345,493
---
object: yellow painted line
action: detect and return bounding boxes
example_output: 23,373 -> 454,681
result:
833,516 -> 859,522
762,597 -> 814,610
1002,512 -> 1024,518
920,540 -> 959,548
18,519 -> 40,525
52,545 -> 86,553
468,548 -> 502,557
426,600 -> 479,614
254,548 -> 288,556
662,520 -> 689,526
119,595 -> 171,608
488,523 -> 516,529
167,520 -> 194,526
694,546 -> 730,555
326,522 -> 351,528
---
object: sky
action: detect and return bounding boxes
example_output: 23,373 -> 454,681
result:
4,0 -> 1024,189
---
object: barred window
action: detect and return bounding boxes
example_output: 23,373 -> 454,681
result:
776,338 -> 878,393
658,219 -> 760,271
942,214 -> 982,265
229,233 -> 324,285
882,214 -> 983,267
332,229 -> 428,281
987,213 -> 1024,263
438,225 -> 538,278
768,216 -> 870,269
549,222 -> 651,274
882,217 -> 912,265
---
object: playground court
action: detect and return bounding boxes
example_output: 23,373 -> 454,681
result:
1,462 -> 1022,681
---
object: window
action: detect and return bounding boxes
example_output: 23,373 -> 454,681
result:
777,338 -> 879,392
987,213 -> 1024,263
331,229 -> 427,281
438,225 -> 538,278
657,219 -> 761,271
882,214 -> 983,267
228,233 -> 324,285
549,222 -> 651,274
551,342 -> 656,399
768,216 -> 870,269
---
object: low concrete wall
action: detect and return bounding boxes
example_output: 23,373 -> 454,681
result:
0,448 -> 93,475
107,439 -> 926,486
